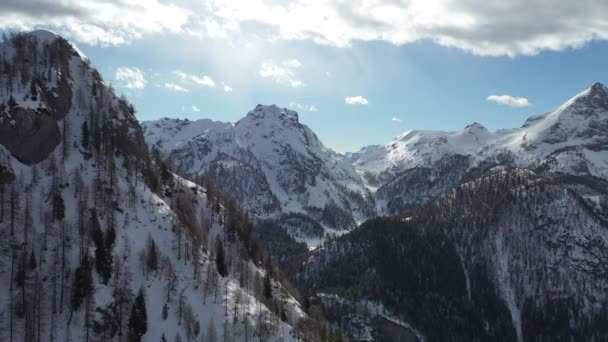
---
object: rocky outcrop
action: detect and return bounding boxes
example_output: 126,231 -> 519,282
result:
0,106 -> 61,164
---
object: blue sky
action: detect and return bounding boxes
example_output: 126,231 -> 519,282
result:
80,37 -> 607,152
2,1 -> 608,152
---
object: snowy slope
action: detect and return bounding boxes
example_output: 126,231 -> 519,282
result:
355,82 -> 608,182
0,31 -> 308,342
349,83 -> 608,214
143,105 -> 374,244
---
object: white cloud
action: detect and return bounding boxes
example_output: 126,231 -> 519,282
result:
191,105 -> 200,112
198,0 -> 608,57
259,60 -> 305,88
7,1 -> 608,57
392,117 -> 402,123
115,67 -> 146,90
163,83 -> 190,93
487,94 -> 531,107
174,71 -> 216,87
0,0 -> 191,46
289,102 -> 318,112
345,96 -> 369,105
223,83 -> 233,92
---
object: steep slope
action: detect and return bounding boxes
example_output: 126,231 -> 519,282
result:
353,82 -> 608,214
0,31 -> 312,342
143,106 -> 374,245
301,168 -> 608,341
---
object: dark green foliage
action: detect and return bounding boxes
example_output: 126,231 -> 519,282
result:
304,217 -> 483,341
28,250 -> 36,270
162,303 -> 168,320
264,270 -> 273,300
160,162 -> 172,185
255,219 -> 308,277
128,288 -> 147,342
72,255 -> 93,311
30,79 -> 38,100
8,95 -> 16,107
106,224 -> 116,249
215,238 -> 227,277
91,210 -> 114,284
14,256 -> 25,287
81,121 -> 90,149
147,238 -> 158,273
194,321 -> 200,337
53,193 -> 65,221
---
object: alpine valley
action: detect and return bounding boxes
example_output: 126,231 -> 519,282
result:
2,29 -> 608,342
145,82 -> 608,341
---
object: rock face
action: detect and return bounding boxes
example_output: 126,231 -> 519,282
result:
0,31 -> 76,164
143,105 -> 374,243
0,106 -> 61,164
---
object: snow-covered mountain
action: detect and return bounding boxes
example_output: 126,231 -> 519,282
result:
145,82 -> 608,243
302,168 -> 608,341
0,31 -> 317,342
351,82 -> 608,214
143,106 -> 374,245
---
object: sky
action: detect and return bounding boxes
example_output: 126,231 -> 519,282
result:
2,1 -> 608,153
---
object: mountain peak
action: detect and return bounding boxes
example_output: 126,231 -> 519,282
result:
464,122 -> 487,132
244,104 -> 300,124
587,81 -> 608,98
562,81 -> 608,112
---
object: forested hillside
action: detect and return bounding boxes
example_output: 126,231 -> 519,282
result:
0,30 -> 336,342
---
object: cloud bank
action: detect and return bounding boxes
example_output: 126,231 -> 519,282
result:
4,1 -> 608,56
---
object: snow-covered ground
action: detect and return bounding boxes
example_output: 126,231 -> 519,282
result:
0,30 -> 305,342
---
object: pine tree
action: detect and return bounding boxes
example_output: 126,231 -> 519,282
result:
53,193 -> 65,221
81,121 -> 90,149
264,270 -> 272,301
147,237 -> 158,274
215,238 -> 227,277
71,255 -> 93,311
162,303 -> 168,320
30,79 -> 38,100
128,288 -> 147,342
8,95 -> 17,107
91,210 -> 112,284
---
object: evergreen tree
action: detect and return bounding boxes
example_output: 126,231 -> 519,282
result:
264,270 -> 273,300
71,255 -> 93,311
53,193 -> 65,221
162,303 -> 168,320
81,121 -> 90,149
91,210 -> 112,284
128,288 -> 147,342
8,95 -> 17,107
215,238 -> 227,277
30,79 -> 38,100
147,237 -> 158,274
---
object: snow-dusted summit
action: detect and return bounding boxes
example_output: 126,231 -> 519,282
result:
144,105 -> 374,244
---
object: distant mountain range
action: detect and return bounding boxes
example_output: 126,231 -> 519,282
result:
143,81 -> 608,341
144,82 -> 608,243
